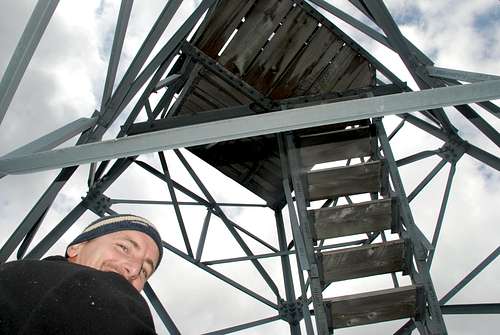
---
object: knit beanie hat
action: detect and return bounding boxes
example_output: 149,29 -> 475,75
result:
66,214 -> 163,268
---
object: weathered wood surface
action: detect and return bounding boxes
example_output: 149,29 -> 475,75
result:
350,61 -> 375,88
271,27 -> 339,99
338,59 -> 373,91
196,76 -> 242,107
310,198 -> 395,239
189,88 -> 222,111
168,63 -> 202,116
244,6 -> 318,93
307,161 -> 384,201
331,55 -> 367,92
299,125 -> 374,165
218,0 -> 293,77
320,239 -> 408,283
324,285 -> 423,329
195,0 -> 256,58
294,38 -> 344,96
308,45 -> 357,95
201,72 -> 254,105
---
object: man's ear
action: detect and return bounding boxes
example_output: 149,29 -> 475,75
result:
66,242 -> 85,258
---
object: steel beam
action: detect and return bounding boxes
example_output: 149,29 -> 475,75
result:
397,246 -> 500,334
408,159 -> 448,203
427,66 -> 500,83
440,246 -> 500,305
1,116 -> 96,161
100,0 -> 133,109
440,304 -> 500,315
163,241 -> 278,310
309,0 -> 392,50
111,199 -> 266,207
144,282 -> 181,335
2,80 -> 500,175
24,202 -> 88,259
174,149 -> 282,300
94,0 -> 183,134
428,163 -> 456,264
363,0 -> 456,133
0,0 -> 59,126
466,144 -> 500,171
155,73 -> 182,91
276,213 -> 301,335
202,315 -> 281,335
397,150 -> 438,167
158,152 -> 193,257
454,104 -> 500,148
195,210 -> 211,262
116,0 -> 216,120
135,159 -> 279,254
376,118 -> 447,334
284,134 -> 329,335
23,157 -> 134,259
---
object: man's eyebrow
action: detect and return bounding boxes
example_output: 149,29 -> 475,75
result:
124,237 -> 140,250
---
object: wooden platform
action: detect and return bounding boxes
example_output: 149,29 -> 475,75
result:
161,0 -> 377,207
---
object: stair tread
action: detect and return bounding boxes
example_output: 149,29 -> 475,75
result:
299,125 -> 376,165
323,285 -> 424,329
307,160 -> 387,200
319,239 -> 410,283
309,198 -> 398,239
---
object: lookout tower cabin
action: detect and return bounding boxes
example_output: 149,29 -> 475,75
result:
129,0 -> 439,333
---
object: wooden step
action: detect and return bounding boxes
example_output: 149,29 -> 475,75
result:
318,239 -> 411,284
299,125 -> 376,166
309,198 -> 399,240
323,285 -> 425,329
306,160 -> 388,201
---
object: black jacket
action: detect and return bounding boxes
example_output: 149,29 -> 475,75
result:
0,256 -> 157,334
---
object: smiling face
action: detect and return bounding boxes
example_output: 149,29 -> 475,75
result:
66,230 -> 160,291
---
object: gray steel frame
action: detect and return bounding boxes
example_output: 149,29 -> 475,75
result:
0,0 -> 498,334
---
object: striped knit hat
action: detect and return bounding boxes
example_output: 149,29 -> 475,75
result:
67,214 -> 163,268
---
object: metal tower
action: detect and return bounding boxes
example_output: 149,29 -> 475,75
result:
1,0 -> 499,334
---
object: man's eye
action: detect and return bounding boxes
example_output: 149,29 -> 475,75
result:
118,244 -> 128,252
141,269 -> 148,278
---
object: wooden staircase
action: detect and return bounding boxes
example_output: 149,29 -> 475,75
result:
290,120 -> 425,332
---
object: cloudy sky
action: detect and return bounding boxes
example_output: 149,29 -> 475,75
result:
0,0 -> 499,334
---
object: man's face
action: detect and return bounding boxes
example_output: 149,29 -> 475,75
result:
66,230 -> 160,291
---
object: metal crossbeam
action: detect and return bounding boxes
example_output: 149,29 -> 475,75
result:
0,0 -> 59,126
427,66 -> 500,83
1,79 -> 499,175
144,282 -> 181,335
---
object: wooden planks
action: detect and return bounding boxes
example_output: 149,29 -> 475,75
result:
271,27 -> 340,99
324,285 -> 424,329
307,161 -> 385,201
195,0 -> 256,58
319,239 -> 408,283
294,38 -> 344,96
243,6 -> 318,93
218,0 -> 293,77
310,198 -> 397,240
308,44 -> 357,95
299,125 -> 375,166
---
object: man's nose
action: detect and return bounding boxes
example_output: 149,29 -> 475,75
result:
121,260 -> 141,279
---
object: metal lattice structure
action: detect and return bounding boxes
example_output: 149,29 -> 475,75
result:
0,0 -> 499,334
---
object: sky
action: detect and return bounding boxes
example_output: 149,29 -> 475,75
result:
0,0 -> 499,334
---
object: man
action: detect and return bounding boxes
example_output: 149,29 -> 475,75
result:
0,214 -> 163,334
